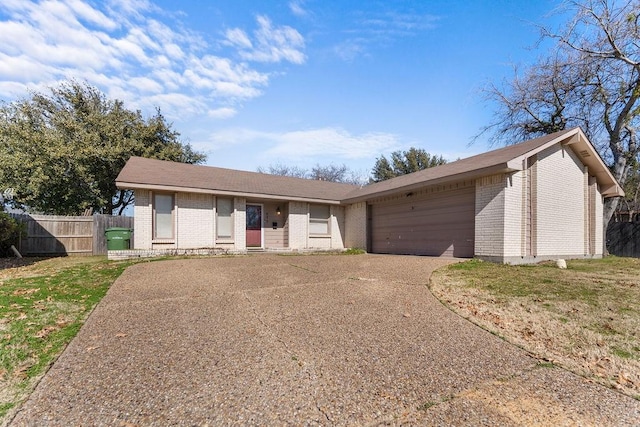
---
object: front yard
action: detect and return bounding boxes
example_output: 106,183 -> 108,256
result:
430,256 -> 640,400
1,254 -> 638,424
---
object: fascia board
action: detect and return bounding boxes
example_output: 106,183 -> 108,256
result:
115,181 -> 343,204
339,163 -> 519,204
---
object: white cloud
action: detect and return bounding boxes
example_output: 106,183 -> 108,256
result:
206,127 -> 401,160
224,28 -> 252,49
67,0 -> 118,30
289,0 -> 307,17
226,15 -> 306,64
332,9 -> 440,61
0,1 -> 305,121
208,107 -> 237,119
333,39 -> 367,62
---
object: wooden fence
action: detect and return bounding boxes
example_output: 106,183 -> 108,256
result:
606,222 -> 640,258
10,214 -> 134,256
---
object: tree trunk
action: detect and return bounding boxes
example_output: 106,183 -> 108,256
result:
603,196 -> 620,255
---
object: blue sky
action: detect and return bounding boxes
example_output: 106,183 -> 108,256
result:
0,0 -> 563,180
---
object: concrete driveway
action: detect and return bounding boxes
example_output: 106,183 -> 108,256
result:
9,255 -> 640,426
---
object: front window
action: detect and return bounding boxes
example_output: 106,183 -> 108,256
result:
154,193 -> 174,239
217,198 -> 233,239
309,204 -> 330,235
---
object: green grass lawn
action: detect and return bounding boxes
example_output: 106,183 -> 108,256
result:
430,256 -> 640,399
0,257 -> 138,421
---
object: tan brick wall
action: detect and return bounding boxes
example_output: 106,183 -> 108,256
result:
175,192 -> 214,249
535,145 -> 585,256
345,202 -> 367,249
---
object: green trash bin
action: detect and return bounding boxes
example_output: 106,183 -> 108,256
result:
105,227 -> 132,250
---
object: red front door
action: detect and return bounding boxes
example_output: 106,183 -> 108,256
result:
246,205 -> 262,247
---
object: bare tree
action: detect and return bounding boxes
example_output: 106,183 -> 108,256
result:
258,163 -> 367,185
256,163 -> 308,179
480,0 -> 640,230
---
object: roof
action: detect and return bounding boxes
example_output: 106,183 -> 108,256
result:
342,127 -> 623,202
116,127 -> 624,204
116,157 -> 359,203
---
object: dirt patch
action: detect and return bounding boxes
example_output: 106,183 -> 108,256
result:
0,258 -> 41,272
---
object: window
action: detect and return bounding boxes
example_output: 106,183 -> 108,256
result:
309,204 -> 330,235
217,198 -> 233,239
154,193 -> 174,239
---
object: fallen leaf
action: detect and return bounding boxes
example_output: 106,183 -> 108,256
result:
12,288 -> 39,296
617,372 -> 632,386
86,346 -> 100,352
115,333 -> 128,338
35,325 -> 58,339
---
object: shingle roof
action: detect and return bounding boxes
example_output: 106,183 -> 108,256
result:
116,157 -> 359,202
342,129 -> 574,202
117,127 -> 623,203
342,128 -> 620,202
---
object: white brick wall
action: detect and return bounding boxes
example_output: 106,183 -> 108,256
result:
287,201 -> 308,249
133,190 -> 152,249
330,205 -> 345,249
175,192 -> 214,249
345,202 -> 367,249
595,186 -> 603,256
503,171 -> 525,257
535,145 -> 585,256
234,197 -> 246,251
475,174 -> 506,257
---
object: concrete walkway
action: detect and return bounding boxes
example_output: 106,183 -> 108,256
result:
9,255 -> 640,426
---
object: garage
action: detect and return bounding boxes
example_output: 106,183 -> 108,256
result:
368,184 -> 475,257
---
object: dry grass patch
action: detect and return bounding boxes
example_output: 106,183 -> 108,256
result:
430,257 -> 640,399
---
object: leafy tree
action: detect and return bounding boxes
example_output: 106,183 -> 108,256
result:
258,163 -> 367,185
479,0 -> 640,230
0,81 -> 206,215
371,147 -> 447,182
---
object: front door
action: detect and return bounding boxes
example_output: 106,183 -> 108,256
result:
246,204 -> 262,247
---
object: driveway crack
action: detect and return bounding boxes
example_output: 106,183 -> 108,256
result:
242,290 -> 291,354
243,290 -> 330,423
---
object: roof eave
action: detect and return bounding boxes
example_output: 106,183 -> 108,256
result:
340,163 -> 521,204
560,130 -> 625,198
116,181 -> 344,204
505,128 -> 624,198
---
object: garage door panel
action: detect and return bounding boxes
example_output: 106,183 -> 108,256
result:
370,186 -> 475,257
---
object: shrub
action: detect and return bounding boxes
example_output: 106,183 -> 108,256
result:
0,211 -> 25,257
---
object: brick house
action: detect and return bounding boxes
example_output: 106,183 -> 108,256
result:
115,127 -> 623,264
